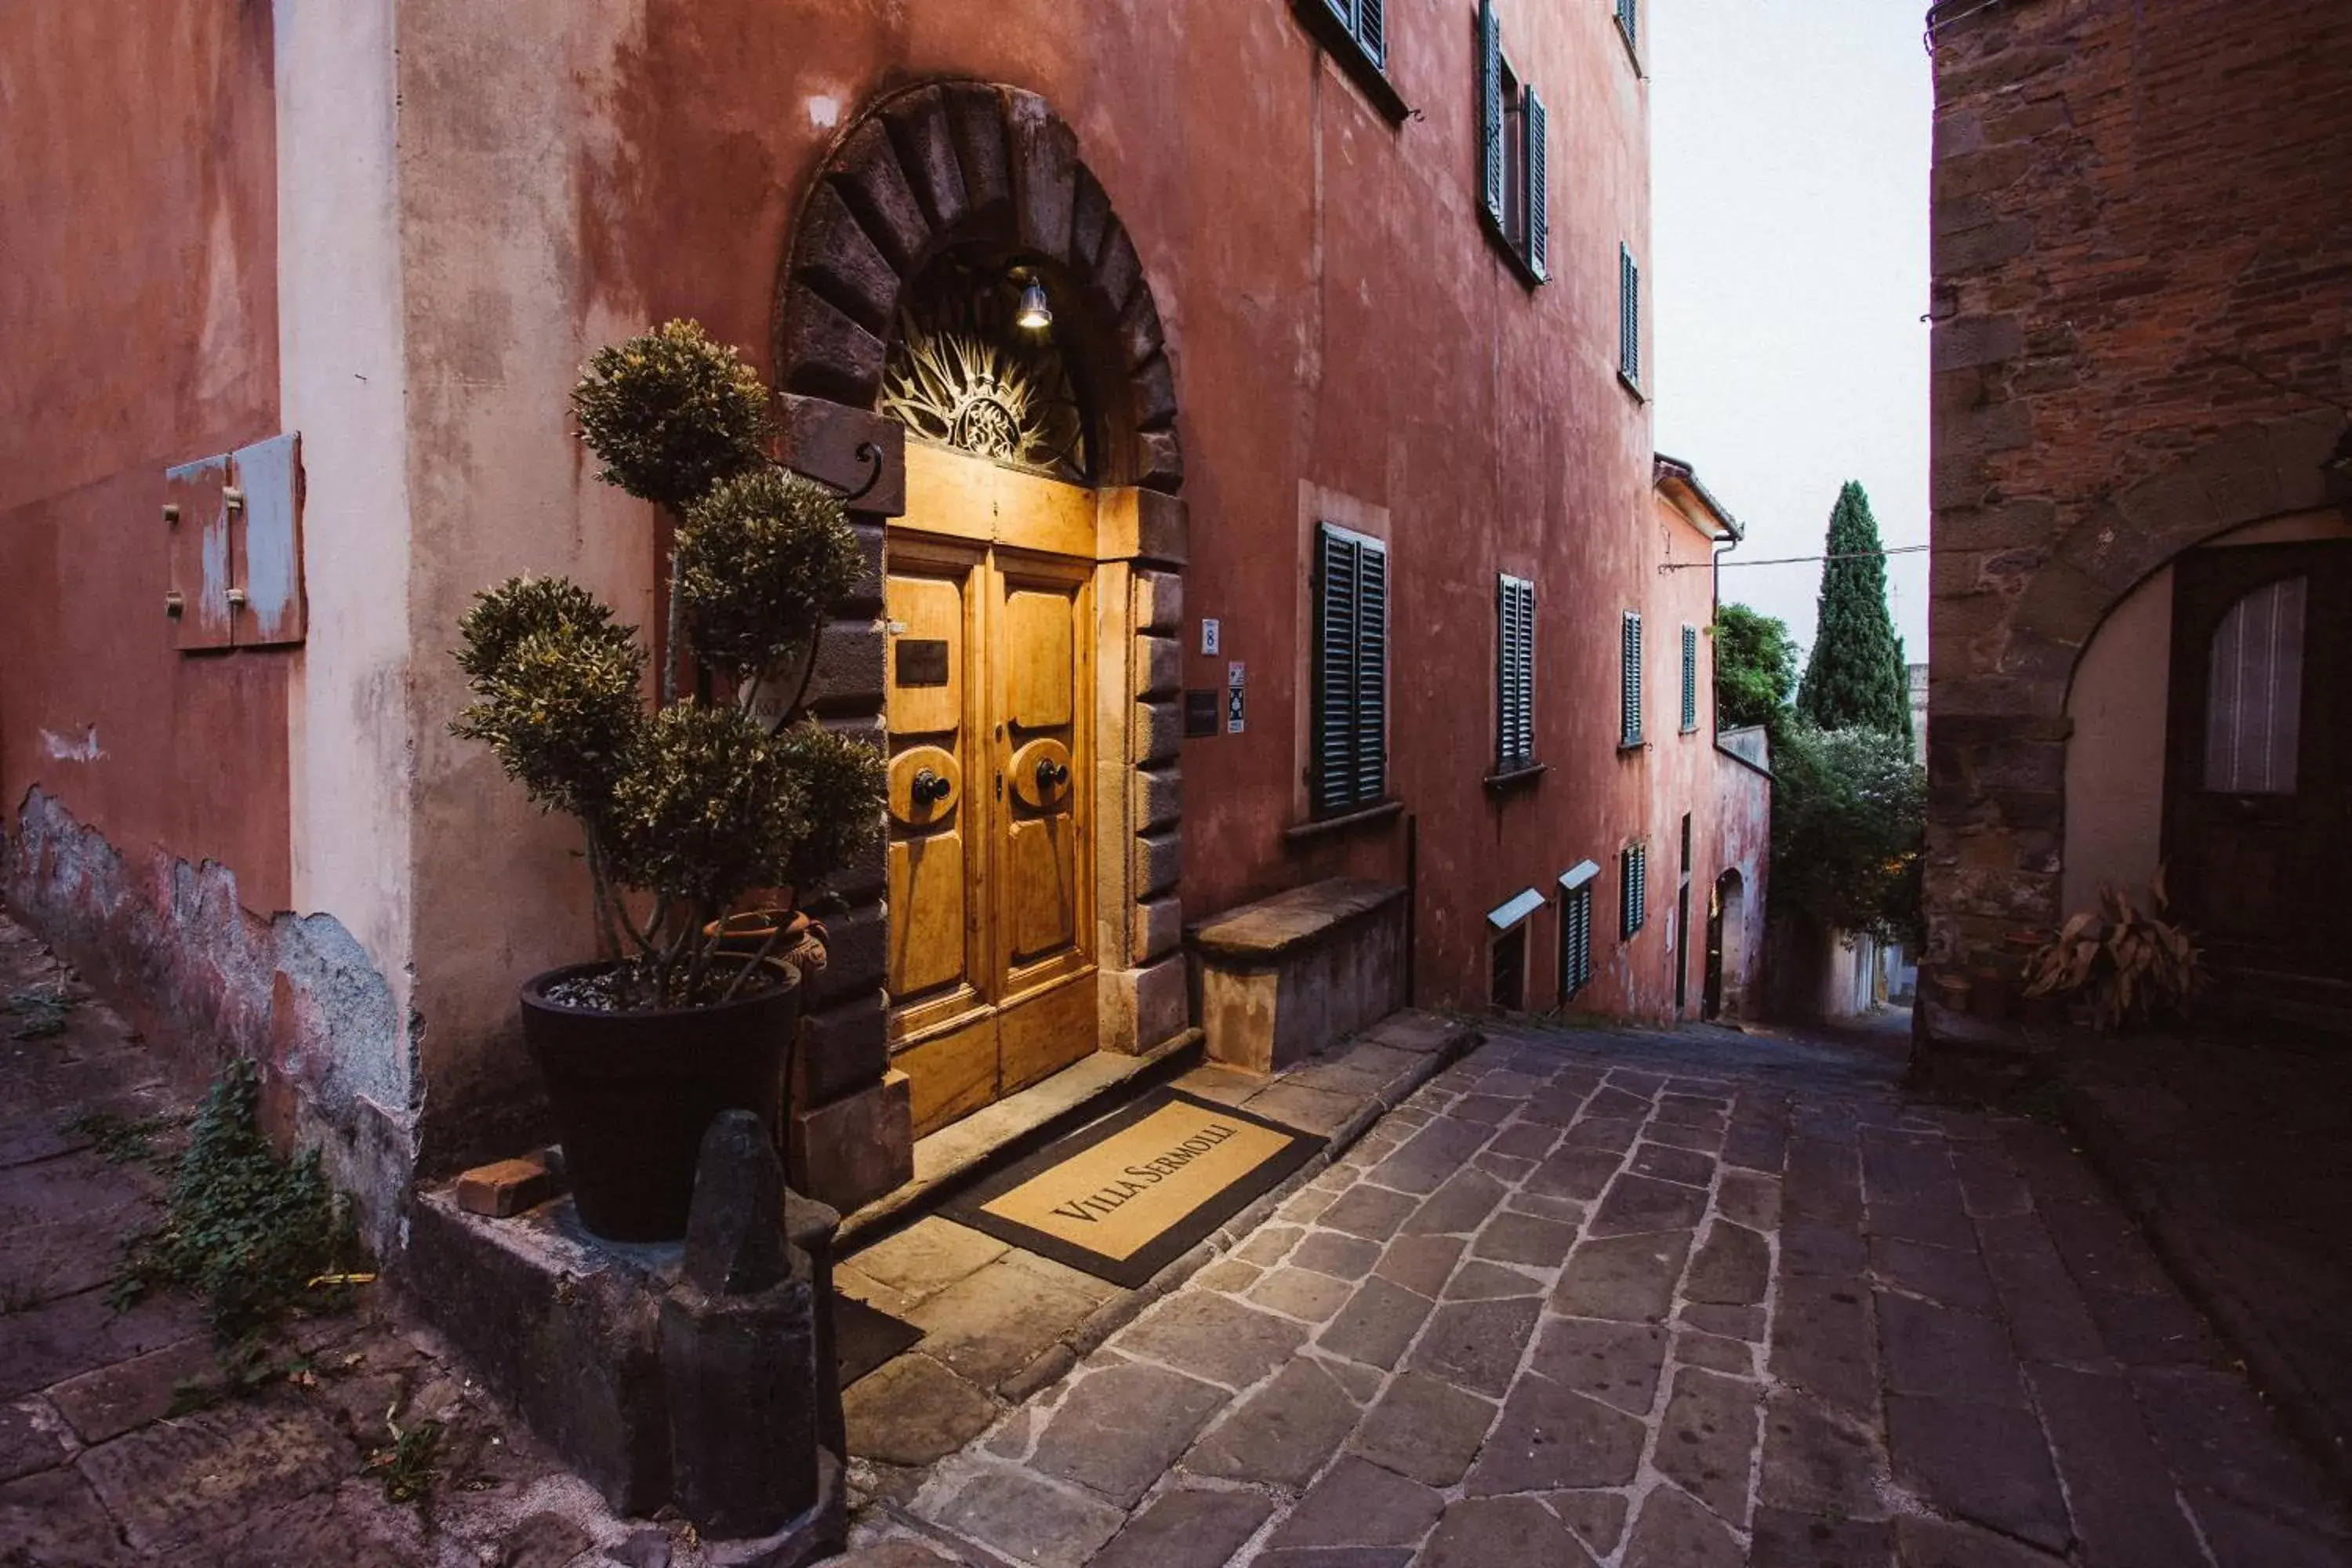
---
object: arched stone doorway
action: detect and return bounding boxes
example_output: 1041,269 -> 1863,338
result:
1704,869 -> 1747,1021
771,84 -> 1189,1165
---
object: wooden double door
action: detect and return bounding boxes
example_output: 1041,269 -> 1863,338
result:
886,524 -> 1097,1138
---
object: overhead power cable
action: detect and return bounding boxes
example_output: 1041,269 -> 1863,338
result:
1661,545 -> 1931,571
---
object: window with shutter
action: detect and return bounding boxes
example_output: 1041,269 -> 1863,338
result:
1616,0 -> 1639,59
1314,522 -> 1389,815
1621,610 -> 1644,746
1290,0 -> 1400,118
1523,88 -> 1548,281
1475,5 -> 1548,287
1479,1 -> 1504,232
1680,623 -> 1698,732
1621,844 -> 1648,938
1496,575 -> 1535,771
1619,245 -> 1642,387
1559,884 -> 1593,1001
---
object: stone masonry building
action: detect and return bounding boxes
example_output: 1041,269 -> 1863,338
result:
1922,0 -> 2352,1052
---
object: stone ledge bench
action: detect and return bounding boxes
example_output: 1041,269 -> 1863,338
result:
1187,877 -> 1407,1076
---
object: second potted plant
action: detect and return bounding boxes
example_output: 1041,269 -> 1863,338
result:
452,321 -> 884,1241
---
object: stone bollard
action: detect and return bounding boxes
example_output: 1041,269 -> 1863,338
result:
661,1111 -> 845,1560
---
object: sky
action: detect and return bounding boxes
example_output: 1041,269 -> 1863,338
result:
1650,0 -> 1933,664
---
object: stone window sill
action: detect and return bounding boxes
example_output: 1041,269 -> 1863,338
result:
1284,797 -> 1406,844
1483,761 -> 1547,793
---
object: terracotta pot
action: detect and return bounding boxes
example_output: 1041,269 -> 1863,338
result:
704,907 -> 810,953
518,959 -> 800,1242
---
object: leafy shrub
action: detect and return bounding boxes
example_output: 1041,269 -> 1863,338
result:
570,320 -> 770,509
2023,873 -> 2209,1031
1769,720 -> 1925,946
456,321 -> 884,1009
113,1061 -> 361,1345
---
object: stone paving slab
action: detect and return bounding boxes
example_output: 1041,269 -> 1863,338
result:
837,1014 -> 2352,1568
837,1013 -> 1480,1492
0,911 -> 714,1566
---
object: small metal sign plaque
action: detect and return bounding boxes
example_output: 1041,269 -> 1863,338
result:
1184,689 -> 1219,739
895,638 -> 950,687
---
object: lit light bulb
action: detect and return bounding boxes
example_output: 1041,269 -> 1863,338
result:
1015,278 -> 1052,332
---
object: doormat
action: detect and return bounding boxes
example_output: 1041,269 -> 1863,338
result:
835,1291 -> 923,1389
942,1089 -> 1321,1289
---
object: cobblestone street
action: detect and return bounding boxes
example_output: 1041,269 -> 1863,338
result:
846,1019 -> 2352,1568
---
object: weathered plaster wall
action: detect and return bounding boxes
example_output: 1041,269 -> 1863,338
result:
1926,0 -> 2352,1018
383,0 -> 1669,1138
0,2 -> 292,907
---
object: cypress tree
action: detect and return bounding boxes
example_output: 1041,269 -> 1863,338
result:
1796,481 -> 1910,739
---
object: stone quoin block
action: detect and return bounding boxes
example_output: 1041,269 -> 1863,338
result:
774,394 -> 906,519
779,286 -> 886,408
1091,223 -> 1145,324
1137,427 -> 1185,493
1134,635 -> 1181,700
1929,314 -> 2023,372
797,618 -> 885,717
828,118 -> 931,275
1098,488 -> 1189,566
1133,699 -> 1181,767
881,87 -> 969,234
791,182 -> 898,338
1134,894 -> 1182,966
1134,829 -> 1181,901
800,899 -> 886,1010
1134,568 -> 1182,633
794,992 -> 889,1109
1069,166 -> 1113,273
1004,91 -> 1078,262
942,82 -> 1012,217
790,1071 -> 911,1214
1117,286 -> 1167,374
1104,954 -> 1188,1054
1130,353 -> 1179,432
1138,764 -> 1181,834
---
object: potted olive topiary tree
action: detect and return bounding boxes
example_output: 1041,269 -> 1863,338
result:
453,321 -> 884,1241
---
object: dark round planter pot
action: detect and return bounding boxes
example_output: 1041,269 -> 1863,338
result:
519,959 -> 800,1243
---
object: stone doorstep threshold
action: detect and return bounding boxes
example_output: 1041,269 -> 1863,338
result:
837,1031 -> 1208,1252
856,1011 -> 1483,1425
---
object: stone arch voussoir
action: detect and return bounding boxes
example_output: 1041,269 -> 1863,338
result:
774,81 -> 1184,492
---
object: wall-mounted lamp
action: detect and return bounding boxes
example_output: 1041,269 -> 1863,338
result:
1011,269 -> 1053,332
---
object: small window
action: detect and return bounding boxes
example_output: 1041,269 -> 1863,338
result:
1491,922 -> 1528,1010
1497,574 -> 1535,770
1292,0 -> 1403,120
1621,611 -> 1644,746
2204,575 -> 2305,794
1621,843 -> 1649,938
1478,2 -> 1549,284
1615,0 -> 1639,59
1679,811 -> 1693,873
1680,624 -> 1699,732
1559,883 -> 1594,1002
1315,0 -> 1387,69
1619,245 -> 1642,387
1314,522 -> 1390,814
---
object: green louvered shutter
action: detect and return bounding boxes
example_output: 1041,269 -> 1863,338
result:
1523,88 -> 1548,280
1357,0 -> 1385,67
1621,610 -> 1643,746
1479,0 -> 1504,233
1681,624 -> 1698,731
1620,245 -> 1642,383
1561,884 -> 1592,998
1355,538 -> 1389,803
1621,844 -> 1647,937
1315,524 -> 1361,814
1497,575 -> 1534,769
1620,0 -> 1640,53
1321,0 -> 1352,30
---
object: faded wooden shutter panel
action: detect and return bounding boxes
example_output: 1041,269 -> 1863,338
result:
1479,0 -> 1504,231
1497,575 -> 1534,767
1356,0 -> 1385,67
1316,525 -> 1361,813
1621,611 -> 1643,745
1620,246 -> 1642,383
1681,624 -> 1698,730
1356,538 -> 1389,802
1523,88 -> 1549,280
